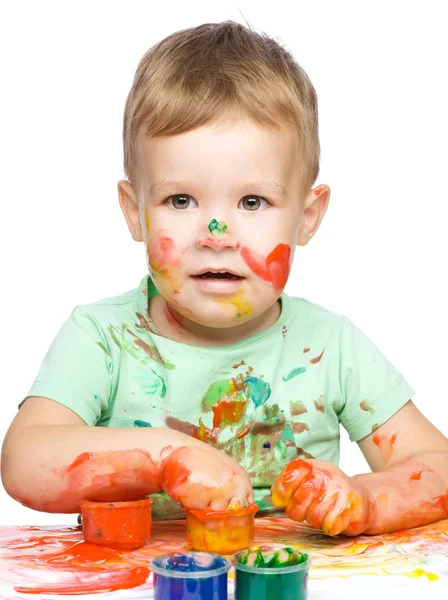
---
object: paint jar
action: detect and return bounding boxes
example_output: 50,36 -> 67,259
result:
233,546 -> 310,600
185,503 -> 258,554
79,498 -> 152,550
151,552 -> 231,600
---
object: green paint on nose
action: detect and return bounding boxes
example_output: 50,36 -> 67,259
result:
208,219 -> 228,236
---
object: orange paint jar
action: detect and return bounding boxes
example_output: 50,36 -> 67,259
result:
79,498 -> 152,550
186,503 -> 258,555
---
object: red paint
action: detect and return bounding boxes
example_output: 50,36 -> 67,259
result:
303,347 -> 310,353
313,185 -> 325,196
14,567 -> 150,594
212,398 -> 245,428
309,349 -> 324,364
372,433 -> 397,465
411,471 -> 423,481
80,499 -> 152,550
241,243 -> 291,289
45,450 -> 161,512
233,360 -> 247,368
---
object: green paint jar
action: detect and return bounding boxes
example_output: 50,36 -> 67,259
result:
233,546 -> 310,600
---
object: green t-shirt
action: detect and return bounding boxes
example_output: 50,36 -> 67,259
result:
26,275 -> 414,518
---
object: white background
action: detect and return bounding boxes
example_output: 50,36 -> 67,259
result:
0,0 -> 447,527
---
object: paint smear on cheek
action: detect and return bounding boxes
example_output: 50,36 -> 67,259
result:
372,433 -> 397,465
219,290 -> 253,318
241,244 -> 291,290
148,233 -> 184,295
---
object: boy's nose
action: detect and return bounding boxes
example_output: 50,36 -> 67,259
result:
196,219 -> 241,250
196,219 -> 241,251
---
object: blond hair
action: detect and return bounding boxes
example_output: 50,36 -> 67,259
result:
123,21 -> 320,196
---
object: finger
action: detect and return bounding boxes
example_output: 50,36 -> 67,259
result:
271,459 -> 313,507
305,491 -> 338,531
323,491 -> 364,536
286,471 -> 325,522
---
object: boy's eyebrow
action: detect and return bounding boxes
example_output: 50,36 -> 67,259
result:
149,180 -> 289,198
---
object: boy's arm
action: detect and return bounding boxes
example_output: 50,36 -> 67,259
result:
1,397 -> 253,513
353,400 -> 448,534
272,401 -> 448,536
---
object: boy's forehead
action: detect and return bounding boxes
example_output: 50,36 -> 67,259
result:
135,120 -> 303,186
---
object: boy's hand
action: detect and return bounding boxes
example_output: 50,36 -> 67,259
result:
271,458 -> 376,536
160,445 -> 254,511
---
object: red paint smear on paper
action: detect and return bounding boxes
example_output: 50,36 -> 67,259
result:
309,350 -> 324,364
241,244 -> 291,289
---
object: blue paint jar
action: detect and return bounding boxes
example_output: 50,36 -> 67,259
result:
151,552 -> 231,600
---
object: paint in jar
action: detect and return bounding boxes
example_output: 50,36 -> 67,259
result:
185,503 -> 258,554
151,552 -> 231,600
79,498 -> 152,550
233,545 -> 310,600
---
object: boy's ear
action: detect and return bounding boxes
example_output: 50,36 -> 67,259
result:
118,180 -> 143,242
297,184 -> 330,246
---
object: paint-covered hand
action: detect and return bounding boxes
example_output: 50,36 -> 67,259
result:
271,458 -> 376,536
160,445 -> 254,511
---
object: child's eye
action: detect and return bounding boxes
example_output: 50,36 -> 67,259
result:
166,194 -> 198,210
239,195 -> 270,211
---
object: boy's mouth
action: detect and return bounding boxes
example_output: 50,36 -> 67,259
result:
190,269 -> 246,294
192,269 -> 244,281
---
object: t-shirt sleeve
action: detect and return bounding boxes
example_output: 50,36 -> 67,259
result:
337,317 -> 414,442
23,306 -> 113,425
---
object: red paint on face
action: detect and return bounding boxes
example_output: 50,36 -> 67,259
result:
241,243 -> 291,289
410,471 -> 423,481
314,185 -> 325,196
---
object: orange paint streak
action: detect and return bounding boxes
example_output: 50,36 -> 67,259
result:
309,350 -> 324,364
236,424 -> 252,439
372,433 -> 397,465
212,398 -> 245,428
241,243 -> 291,289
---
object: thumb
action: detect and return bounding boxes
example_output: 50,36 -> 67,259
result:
271,459 -> 313,507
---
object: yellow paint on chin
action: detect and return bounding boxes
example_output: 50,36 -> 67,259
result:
219,290 -> 253,318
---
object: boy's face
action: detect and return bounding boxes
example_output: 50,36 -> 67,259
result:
119,118 -> 328,330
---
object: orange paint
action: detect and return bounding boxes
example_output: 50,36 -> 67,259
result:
236,424 -> 252,439
303,347 -> 310,353
241,243 -> 291,289
271,459 -> 313,507
313,185 -> 325,196
80,499 -> 152,550
185,503 -> 258,554
212,398 -> 245,428
410,471 -> 423,481
372,433 -> 397,465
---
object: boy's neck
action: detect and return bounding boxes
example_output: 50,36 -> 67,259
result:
148,295 -> 282,347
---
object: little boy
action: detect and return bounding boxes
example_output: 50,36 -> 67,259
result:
2,21 -> 448,537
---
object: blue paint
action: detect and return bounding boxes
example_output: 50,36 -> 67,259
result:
245,377 -> 271,407
263,442 -> 271,449
133,419 -> 152,427
282,367 -> 307,382
151,552 -> 231,600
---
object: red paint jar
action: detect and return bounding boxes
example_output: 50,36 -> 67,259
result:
79,498 -> 152,550
186,503 -> 258,555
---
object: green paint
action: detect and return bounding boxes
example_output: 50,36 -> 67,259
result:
234,547 -> 310,600
133,419 -> 152,427
282,367 -> 307,382
208,218 -> 228,236
141,368 -> 167,398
